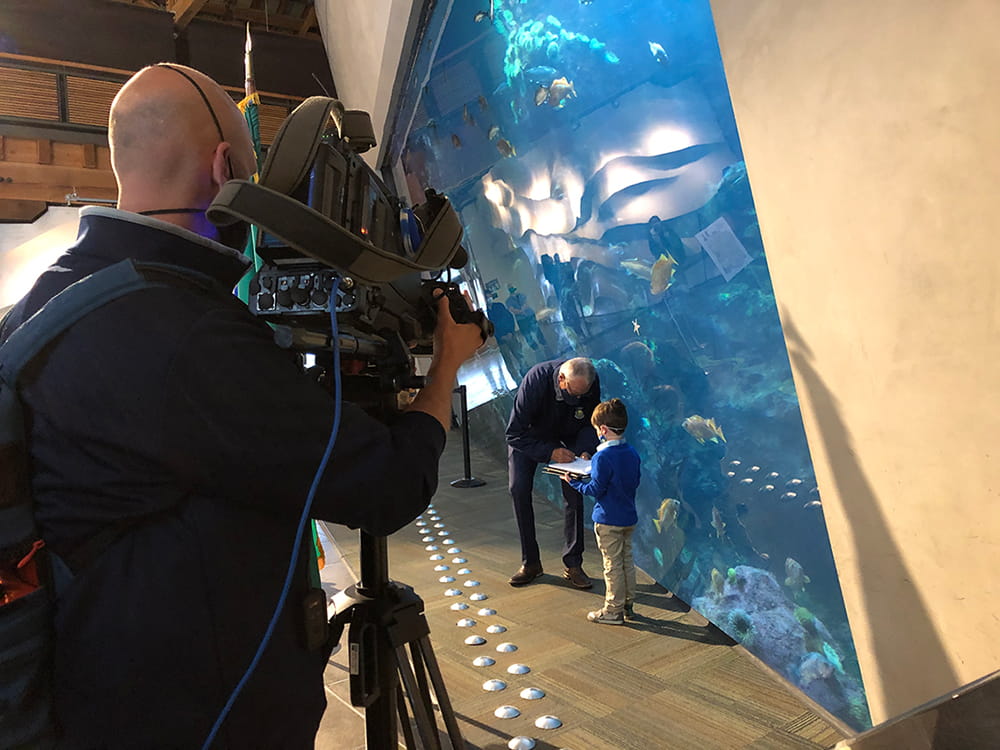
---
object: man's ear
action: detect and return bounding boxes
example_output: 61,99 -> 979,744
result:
210,141 -> 232,187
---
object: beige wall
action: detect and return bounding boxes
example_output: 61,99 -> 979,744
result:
710,0 -> 1000,724
316,0 -> 414,169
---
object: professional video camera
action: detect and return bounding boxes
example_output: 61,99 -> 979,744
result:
207,97 -> 492,413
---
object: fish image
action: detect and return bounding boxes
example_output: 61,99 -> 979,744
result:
535,77 -> 577,108
710,507 -> 726,539
761,484 -> 775,492
462,104 -> 475,127
710,567 -> 725,597
648,41 -> 669,64
450,133 -> 462,149
767,471 -> 779,478
478,95 -> 489,111
488,124 -> 501,140
496,138 -> 516,158
730,460 -> 741,466
620,258 -> 653,279
649,252 -> 677,294
739,477 -> 753,485
682,415 -> 726,444
784,557 -> 811,592
473,4 -> 494,23
652,498 -> 679,533
750,466 -> 760,472
545,76 -> 576,108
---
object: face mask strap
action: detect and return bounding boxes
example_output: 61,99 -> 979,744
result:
155,65 -> 225,143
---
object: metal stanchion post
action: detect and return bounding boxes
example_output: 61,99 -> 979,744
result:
450,385 -> 485,488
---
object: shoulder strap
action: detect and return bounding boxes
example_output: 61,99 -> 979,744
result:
0,258 -> 222,575
0,259 -> 217,386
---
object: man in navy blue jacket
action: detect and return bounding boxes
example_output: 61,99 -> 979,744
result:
505,357 -> 600,588
0,65 -> 484,748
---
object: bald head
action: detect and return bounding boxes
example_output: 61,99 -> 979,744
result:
109,64 -> 255,227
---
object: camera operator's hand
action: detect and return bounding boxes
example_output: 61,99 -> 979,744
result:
432,291 -> 484,368
406,291 -> 484,430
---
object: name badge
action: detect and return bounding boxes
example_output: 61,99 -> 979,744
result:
574,408 -> 585,420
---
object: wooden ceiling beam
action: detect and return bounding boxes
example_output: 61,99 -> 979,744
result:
168,0 -> 211,30
299,6 -> 317,36
202,3 -> 304,31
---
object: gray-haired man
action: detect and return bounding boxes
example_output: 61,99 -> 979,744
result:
505,357 -> 601,587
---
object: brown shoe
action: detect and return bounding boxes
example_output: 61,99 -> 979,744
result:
508,563 -> 543,586
563,566 -> 593,589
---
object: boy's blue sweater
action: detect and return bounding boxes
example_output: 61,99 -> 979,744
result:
569,440 -> 641,527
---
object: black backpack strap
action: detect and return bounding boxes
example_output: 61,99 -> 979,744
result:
0,259 -> 222,574
0,259 -> 217,386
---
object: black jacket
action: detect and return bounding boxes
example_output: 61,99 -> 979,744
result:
505,359 -> 600,464
1,208 -> 446,748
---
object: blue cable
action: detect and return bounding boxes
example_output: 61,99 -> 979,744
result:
203,277 -> 343,749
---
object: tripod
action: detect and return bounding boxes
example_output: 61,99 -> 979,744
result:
329,532 -> 464,749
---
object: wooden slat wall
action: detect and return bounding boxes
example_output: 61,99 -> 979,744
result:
258,102 -> 290,145
65,76 -> 122,128
0,68 -> 60,121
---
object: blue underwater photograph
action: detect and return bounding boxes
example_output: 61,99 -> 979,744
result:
394,0 -> 872,729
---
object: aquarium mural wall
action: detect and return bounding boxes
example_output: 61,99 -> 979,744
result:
391,0 -> 871,729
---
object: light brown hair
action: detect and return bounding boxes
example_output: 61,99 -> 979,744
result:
591,398 -> 628,433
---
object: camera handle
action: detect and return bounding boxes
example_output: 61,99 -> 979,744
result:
328,532 -> 463,749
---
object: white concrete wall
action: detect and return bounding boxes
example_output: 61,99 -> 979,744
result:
316,0 -> 414,168
710,0 -> 1000,724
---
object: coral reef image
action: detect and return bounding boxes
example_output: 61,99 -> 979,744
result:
395,0 -> 871,730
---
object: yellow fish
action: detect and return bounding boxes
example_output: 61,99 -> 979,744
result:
682,414 -> 726,444
496,138 -> 516,158
650,252 -> 677,295
546,76 -> 576,108
620,259 -> 652,279
652,498 -> 679,533
710,506 -> 726,539
710,567 -> 725,596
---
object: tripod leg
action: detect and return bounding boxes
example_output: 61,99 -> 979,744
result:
395,645 -> 442,750
409,642 -> 438,731
415,636 -> 465,748
396,687 -> 417,750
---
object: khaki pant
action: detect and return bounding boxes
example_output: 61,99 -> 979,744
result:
594,523 -> 636,615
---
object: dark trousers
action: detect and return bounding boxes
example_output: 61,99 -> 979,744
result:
508,448 -> 585,568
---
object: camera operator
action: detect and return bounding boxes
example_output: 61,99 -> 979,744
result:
0,64 -> 483,748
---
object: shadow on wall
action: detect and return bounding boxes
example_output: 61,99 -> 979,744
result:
781,313 -> 957,718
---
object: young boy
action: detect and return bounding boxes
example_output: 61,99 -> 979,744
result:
564,398 -> 641,625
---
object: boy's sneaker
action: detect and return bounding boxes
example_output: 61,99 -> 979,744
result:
587,608 -> 624,626
624,603 -> 635,621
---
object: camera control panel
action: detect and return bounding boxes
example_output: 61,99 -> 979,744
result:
249,267 -> 359,319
